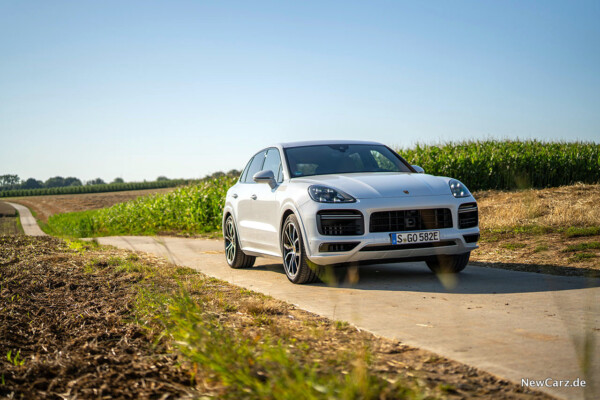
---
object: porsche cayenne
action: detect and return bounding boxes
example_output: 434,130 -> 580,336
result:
222,141 -> 479,284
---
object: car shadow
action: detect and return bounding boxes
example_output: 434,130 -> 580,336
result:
251,261 -> 600,294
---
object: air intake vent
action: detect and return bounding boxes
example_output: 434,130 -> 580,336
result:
369,208 -> 452,233
458,203 -> 478,229
317,210 -> 364,236
319,242 -> 360,252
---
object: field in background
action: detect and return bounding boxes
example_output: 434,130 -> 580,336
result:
0,179 -> 193,198
8,187 -> 176,222
398,140 -> 599,191
44,177 -> 235,237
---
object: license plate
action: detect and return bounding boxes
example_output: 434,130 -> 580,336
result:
390,231 -> 440,245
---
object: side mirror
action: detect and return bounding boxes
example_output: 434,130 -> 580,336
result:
412,165 -> 425,174
253,170 -> 277,189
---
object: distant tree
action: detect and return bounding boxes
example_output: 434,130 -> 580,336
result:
86,178 -> 106,185
45,176 -> 66,188
156,176 -> 169,181
112,177 -> 124,184
64,177 -> 82,186
211,171 -> 225,179
227,169 -> 241,177
22,178 -> 44,189
0,174 -> 20,188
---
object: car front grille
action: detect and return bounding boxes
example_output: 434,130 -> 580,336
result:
458,203 -> 478,229
317,210 -> 364,236
369,208 -> 452,233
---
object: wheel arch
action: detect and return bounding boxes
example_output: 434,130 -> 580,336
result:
279,203 -> 313,258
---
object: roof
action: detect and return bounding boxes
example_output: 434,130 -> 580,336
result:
278,140 -> 383,149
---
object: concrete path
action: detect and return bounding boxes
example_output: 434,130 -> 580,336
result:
4,202 -> 47,236
96,235 -> 599,400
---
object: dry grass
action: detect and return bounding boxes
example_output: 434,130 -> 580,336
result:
476,183 -> 600,230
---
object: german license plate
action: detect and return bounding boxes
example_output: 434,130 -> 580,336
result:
390,231 -> 440,245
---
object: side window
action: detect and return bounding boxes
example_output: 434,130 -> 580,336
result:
243,150 -> 267,183
263,148 -> 283,182
239,159 -> 252,182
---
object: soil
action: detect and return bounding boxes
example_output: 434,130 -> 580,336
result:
5,188 -> 174,222
0,236 -> 195,399
0,236 -> 551,399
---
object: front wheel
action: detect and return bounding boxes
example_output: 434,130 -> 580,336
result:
224,215 -> 255,269
281,214 -> 321,284
426,252 -> 470,274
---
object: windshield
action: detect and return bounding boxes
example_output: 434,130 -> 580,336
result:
284,144 -> 413,178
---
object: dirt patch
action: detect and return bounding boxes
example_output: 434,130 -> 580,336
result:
6,188 -> 175,222
0,237 -> 551,399
472,232 -> 600,276
469,184 -> 600,276
0,236 -> 194,399
0,202 -> 17,217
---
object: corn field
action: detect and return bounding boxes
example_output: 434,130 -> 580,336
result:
398,140 -> 599,191
46,177 -> 235,237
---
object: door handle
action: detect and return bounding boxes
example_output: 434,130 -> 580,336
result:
232,193 -> 238,199
251,194 -> 257,200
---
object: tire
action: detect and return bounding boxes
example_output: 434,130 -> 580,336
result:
281,214 -> 322,284
224,215 -> 255,269
426,252 -> 470,274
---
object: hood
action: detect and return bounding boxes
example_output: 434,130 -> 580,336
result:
294,173 -> 451,199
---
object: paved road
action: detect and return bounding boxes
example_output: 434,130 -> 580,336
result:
4,202 -> 47,236
96,235 -> 599,400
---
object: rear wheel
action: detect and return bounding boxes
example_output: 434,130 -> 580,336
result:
281,214 -> 321,284
224,215 -> 255,269
426,252 -> 470,274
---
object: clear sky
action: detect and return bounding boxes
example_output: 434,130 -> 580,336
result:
1,0 -> 598,182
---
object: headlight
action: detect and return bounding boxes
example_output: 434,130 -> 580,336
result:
449,179 -> 471,198
308,185 -> 356,203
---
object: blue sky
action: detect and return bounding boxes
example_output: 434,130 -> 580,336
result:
1,0 -> 598,182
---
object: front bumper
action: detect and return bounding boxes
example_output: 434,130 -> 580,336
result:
297,195 -> 479,266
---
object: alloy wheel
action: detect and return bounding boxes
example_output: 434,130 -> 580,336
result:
283,221 -> 301,278
225,217 -> 236,264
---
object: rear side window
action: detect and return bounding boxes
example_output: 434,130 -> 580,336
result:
242,150 -> 267,183
263,148 -> 283,182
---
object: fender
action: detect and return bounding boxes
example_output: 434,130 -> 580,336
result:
279,200 -> 314,259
